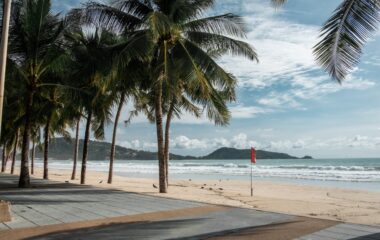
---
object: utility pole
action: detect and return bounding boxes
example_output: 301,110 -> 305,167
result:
0,0 -> 12,137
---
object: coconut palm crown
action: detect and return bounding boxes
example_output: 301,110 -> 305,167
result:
72,0 -> 258,193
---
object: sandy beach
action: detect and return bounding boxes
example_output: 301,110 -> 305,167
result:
13,167 -> 377,227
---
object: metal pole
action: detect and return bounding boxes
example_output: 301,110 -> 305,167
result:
250,163 -> 253,197
0,0 -> 12,138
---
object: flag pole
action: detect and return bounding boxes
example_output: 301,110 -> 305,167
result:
250,162 -> 253,197
250,147 -> 256,197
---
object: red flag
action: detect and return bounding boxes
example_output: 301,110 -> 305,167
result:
251,147 -> 256,164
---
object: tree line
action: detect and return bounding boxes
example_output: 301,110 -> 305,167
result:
0,0 -> 257,193
1,0 -> 378,193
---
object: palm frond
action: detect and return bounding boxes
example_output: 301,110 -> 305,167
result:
186,31 -> 258,61
170,0 -> 214,22
314,0 -> 380,82
69,2 -> 144,33
183,14 -> 247,38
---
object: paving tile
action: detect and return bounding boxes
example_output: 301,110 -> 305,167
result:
0,223 -> 10,231
339,223 -> 380,234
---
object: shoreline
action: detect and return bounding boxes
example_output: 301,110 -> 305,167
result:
8,167 -> 380,226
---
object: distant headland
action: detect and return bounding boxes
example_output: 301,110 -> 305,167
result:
33,138 -> 313,160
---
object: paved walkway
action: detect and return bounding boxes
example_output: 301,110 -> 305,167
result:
0,173 -> 379,240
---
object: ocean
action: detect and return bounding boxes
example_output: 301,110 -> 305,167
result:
35,158 -> 380,192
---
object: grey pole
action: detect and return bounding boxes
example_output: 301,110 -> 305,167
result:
0,0 -> 12,137
250,163 -> 253,197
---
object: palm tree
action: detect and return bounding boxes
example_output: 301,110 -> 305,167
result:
10,129 -> 19,174
107,93 -> 125,184
30,127 -> 41,175
71,117 -> 80,180
79,0 -> 257,193
1,144 -> 5,172
38,73 -> 70,179
59,84 -> 83,180
107,59 -> 143,184
0,56 -> 24,174
8,0 -> 67,187
66,28 -> 116,185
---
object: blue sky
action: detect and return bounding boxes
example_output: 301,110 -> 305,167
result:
57,0 -> 380,158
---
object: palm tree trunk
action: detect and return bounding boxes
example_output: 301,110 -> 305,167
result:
155,80 -> 167,193
1,144 -> 6,172
81,111 -> 92,185
0,0 -> 12,138
108,93 -> 125,184
164,101 -> 174,188
3,151 -> 11,173
10,133 -> 18,174
43,119 -> 50,179
31,140 -> 35,175
71,118 -> 80,180
19,89 -> 34,188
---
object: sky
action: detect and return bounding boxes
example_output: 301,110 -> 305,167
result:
55,0 -> 380,159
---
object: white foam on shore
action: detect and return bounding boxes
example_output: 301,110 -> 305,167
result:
35,158 -> 380,183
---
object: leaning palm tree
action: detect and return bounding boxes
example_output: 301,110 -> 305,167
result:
8,0 -> 67,187
79,0 -> 257,193
59,78 -> 84,180
10,129 -> 19,174
107,60 -> 142,184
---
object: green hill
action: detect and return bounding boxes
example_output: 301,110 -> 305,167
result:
35,138 -> 193,160
202,147 -> 308,160
35,138 -> 312,160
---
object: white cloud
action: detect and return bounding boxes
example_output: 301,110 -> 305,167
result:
258,75 -> 375,109
230,105 -> 270,118
118,140 -> 141,149
268,136 -> 380,150
217,1 -> 376,111
171,136 -> 207,150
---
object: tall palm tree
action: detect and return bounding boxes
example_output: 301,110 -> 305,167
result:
10,129 -> 19,174
71,117 -> 80,180
8,0 -> 67,187
1,56 -> 25,173
107,59 -> 144,184
59,81 -> 84,180
1,144 -> 5,172
107,91 -> 125,184
79,0 -> 257,193
30,126 -> 41,175
66,28 -> 116,185
37,68 -> 70,180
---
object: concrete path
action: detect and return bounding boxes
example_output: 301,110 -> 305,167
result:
297,223 -> 380,240
0,173 -> 379,240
